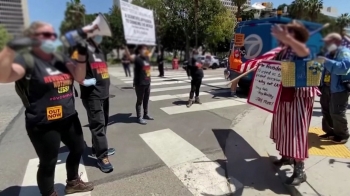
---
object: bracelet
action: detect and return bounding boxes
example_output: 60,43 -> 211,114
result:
75,59 -> 87,63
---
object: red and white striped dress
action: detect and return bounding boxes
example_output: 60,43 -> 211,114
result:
269,51 -> 320,160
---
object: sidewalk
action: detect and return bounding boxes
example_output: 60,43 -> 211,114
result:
228,96 -> 350,195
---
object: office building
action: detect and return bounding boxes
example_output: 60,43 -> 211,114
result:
321,6 -> 338,18
220,0 -> 251,14
0,0 -> 29,37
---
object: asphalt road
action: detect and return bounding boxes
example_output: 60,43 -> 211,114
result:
0,68 -> 255,196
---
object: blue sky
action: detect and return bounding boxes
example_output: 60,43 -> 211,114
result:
28,0 -> 349,39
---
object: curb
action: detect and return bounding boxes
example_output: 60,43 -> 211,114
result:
231,107 -> 319,196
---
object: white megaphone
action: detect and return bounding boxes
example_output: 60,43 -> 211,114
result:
60,13 -> 112,47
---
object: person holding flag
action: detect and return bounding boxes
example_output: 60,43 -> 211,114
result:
269,20 -> 319,186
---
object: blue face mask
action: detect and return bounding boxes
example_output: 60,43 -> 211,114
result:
81,78 -> 96,87
40,40 -> 55,54
93,35 -> 103,44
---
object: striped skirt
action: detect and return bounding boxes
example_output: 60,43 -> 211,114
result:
270,96 -> 315,159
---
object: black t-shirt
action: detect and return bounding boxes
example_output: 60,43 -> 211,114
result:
187,57 -> 204,79
14,53 -> 76,127
134,56 -> 151,86
79,47 -> 110,100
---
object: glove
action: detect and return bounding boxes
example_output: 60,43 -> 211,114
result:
81,78 -> 96,87
76,42 -> 88,55
7,37 -> 41,51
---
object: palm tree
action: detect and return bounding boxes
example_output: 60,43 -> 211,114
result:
60,0 -> 86,35
289,0 -> 307,19
336,13 -> 350,34
306,0 -> 323,21
231,0 -> 247,18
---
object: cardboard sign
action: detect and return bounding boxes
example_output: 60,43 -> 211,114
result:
46,105 -> 63,120
247,60 -> 282,113
234,33 -> 245,47
120,1 -> 156,45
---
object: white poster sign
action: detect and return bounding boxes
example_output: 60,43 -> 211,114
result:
120,1 -> 156,45
247,60 -> 282,113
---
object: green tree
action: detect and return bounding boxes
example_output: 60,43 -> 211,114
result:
305,0 -> 323,21
231,0 -> 247,17
0,25 -> 12,50
336,13 -> 350,33
59,0 -> 86,35
289,0 -> 307,19
277,3 -> 288,11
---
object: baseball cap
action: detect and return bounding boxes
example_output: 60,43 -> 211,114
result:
323,33 -> 342,42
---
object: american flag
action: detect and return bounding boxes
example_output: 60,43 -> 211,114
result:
341,36 -> 350,48
239,47 -> 282,73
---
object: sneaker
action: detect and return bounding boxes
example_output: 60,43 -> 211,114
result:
194,97 -> 202,104
231,92 -> 237,98
65,173 -> 94,194
331,136 -> 348,144
319,133 -> 335,140
143,115 -> 154,120
137,118 -> 147,125
97,157 -> 113,173
186,99 -> 193,108
107,148 -> 115,156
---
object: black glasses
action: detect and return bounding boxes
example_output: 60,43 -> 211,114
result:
35,32 -> 57,39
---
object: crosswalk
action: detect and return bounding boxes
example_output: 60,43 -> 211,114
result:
112,69 -> 248,115
16,69 -> 249,196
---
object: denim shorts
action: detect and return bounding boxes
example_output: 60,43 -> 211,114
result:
229,70 -> 240,80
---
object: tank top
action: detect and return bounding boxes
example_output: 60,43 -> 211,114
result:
16,54 -> 76,127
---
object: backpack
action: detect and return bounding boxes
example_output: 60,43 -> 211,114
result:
15,52 -> 79,108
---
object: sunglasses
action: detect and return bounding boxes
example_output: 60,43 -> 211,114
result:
35,32 -> 57,39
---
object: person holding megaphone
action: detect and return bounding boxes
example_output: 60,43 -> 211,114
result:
0,21 -> 94,196
67,13 -> 115,173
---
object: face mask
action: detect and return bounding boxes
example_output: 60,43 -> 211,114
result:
81,78 -> 96,87
40,40 -> 56,54
93,35 -> 103,44
327,44 -> 337,52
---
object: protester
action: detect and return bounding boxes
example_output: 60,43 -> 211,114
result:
0,21 -> 93,196
122,53 -> 131,77
157,51 -> 164,77
125,45 -> 155,124
78,36 -> 115,173
319,33 -> 350,144
186,49 -> 204,107
228,50 -> 242,97
269,20 -> 319,186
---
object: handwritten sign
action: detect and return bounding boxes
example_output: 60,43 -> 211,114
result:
247,60 -> 282,113
234,34 -> 244,47
120,1 -> 156,45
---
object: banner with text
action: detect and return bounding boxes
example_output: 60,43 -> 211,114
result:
120,1 -> 156,45
247,60 -> 282,113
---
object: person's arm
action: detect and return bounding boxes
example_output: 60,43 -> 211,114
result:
65,44 -> 87,82
148,47 -> 155,58
323,50 -> 350,75
0,47 -> 26,83
124,46 -> 135,62
284,37 -> 310,57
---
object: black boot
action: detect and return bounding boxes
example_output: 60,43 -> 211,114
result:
273,156 -> 293,167
285,161 -> 307,186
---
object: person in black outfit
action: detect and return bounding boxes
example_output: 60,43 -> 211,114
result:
127,45 -> 154,125
78,35 -> 115,173
157,51 -> 164,77
186,49 -> 204,107
0,22 -> 93,196
122,53 -> 131,77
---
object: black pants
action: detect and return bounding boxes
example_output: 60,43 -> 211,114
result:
135,84 -> 150,118
123,64 -> 131,77
82,98 -> 109,158
320,85 -> 333,134
189,78 -> 202,99
330,90 -> 350,139
27,114 -> 85,196
158,63 -> 164,76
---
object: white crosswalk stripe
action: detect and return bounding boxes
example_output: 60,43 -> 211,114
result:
112,69 -> 249,115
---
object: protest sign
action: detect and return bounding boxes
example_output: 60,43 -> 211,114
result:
120,1 -> 156,45
247,60 -> 282,113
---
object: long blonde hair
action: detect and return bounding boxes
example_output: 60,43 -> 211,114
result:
22,21 -> 51,37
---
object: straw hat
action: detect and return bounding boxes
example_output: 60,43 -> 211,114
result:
284,20 -> 309,43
